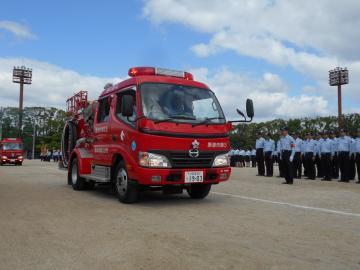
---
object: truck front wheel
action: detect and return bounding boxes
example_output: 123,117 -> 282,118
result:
69,158 -> 87,190
114,161 -> 138,203
187,184 -> 212,199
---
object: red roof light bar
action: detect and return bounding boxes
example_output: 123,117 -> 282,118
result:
128,67 -> 193,80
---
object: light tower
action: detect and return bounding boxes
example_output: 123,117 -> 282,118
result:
12,66 -> 32,135
329,67 -> 348,128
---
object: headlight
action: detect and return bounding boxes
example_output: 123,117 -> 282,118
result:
139,152 -> 171,168
1,156 -> 7,160
18,156 -> 23,159
212,153 -> 230,167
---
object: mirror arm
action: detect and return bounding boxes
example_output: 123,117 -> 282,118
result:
229,116 -> 253,123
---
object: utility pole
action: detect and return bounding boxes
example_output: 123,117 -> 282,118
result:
0,107 -> 3,141
12,66 -> 32,136
329,67 -> 349,129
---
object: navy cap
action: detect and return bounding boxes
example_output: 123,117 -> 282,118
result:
281,126 -> 289,131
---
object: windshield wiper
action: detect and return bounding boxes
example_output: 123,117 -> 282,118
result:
191,117 -> 225,127
154,115 -> 196,124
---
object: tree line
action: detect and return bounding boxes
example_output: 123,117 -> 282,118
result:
0,107 -> 66,157
230,114 -> 360,150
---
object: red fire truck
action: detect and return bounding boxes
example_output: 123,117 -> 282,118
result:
61,67 -> 254,203
0,138 -> 24,166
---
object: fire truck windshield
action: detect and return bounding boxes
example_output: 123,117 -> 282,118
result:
140,83 -> 225,124
2,143 -> 23,151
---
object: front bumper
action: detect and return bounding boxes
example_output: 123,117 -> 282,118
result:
1,157 -> 23,164
128,166 -> 231,186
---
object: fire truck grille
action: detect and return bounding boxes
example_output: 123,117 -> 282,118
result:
169,152 -> 214,168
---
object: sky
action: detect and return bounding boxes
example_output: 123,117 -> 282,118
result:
0,0 -> 359,121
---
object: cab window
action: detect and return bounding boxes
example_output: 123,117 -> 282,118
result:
97,98 -> 110,123
116,89 -> 137,127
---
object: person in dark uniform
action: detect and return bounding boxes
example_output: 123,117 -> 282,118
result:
264,133 -> 275,177
255,133 -> 265,176
279,127 -> 295,185
355,130 -> 360,184
292,132 -> 303,179
320,131 -> 332,181
349,133 -> 356,180
330,130 -> 339,179
338,129 -> 351,182
251,149 -> 256,167
276,133 -> 284,178
304,132 -> 316,180
314,133 -> 323,178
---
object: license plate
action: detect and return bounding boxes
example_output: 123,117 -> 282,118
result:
185,171 -> 204,183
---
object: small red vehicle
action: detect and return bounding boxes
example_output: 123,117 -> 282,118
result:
0,138 -> 24,166
61,67 -> 254,203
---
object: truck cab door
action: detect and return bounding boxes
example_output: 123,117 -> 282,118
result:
110,87 -> 138,166
93,97 -> 112,165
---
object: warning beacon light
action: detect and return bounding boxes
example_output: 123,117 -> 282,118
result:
128,67 -> 194,80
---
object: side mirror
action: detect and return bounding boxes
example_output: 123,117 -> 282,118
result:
121,95 -> 134,117
246,99 -> 254,118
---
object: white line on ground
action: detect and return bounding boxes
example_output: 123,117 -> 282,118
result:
213,191 -> 360,218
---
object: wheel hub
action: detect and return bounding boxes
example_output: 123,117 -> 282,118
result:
116,168 -> 128,196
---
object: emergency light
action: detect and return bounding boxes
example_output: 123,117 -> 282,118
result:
128,67 -> 194,80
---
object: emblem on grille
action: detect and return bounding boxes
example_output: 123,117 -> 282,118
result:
189,140 -> 200,158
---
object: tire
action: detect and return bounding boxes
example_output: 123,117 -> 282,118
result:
61,121 -> 77,168
187,184 -> 212,199
69,157 -> 86,190
114,161 -> 138,203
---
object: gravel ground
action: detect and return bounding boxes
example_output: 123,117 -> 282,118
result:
1,160 -> 360,270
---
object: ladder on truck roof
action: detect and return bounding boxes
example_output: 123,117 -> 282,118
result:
66,91 -> 88,116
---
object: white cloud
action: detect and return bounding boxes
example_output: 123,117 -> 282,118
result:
0,58 -> 122,108
190,68 -> 329,121
143,0 -> 360,108
0,21 -> 37,40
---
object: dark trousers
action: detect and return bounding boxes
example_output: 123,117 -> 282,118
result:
305,152 -> 315,179
256,149 -> 265,176
293,152 -> 302,178
356,153 -> 360,181
315,154 -> 322,178
321,153 -> 332,180
332,154 -> 339,178
302,154 -> 307,177
339,151 -> 350,182
282,150 -> 293,183
349,154 -> 356,180
251,155 -> 256,167
264,151 -> 273,176
278,154 -> 284,177
230,156 -> 236,167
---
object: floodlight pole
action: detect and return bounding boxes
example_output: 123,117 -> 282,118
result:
12,66 -> 32,137
337,70 -> 342,128
18,79 -> 24,134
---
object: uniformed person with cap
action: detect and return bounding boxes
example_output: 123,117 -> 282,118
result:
355,130 -> 360,184
320,131 -> 332,181
292,131 -> 303,179
330,130 -> 339,179
338,129 -> 351,182
264,133 -> 275,177
314,132 -> 324,178
349,133 -> 356,180
276,132 -> 284,178
304,132 -> 316,180
255,133 -> 265,176
279,127 -> 295,184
